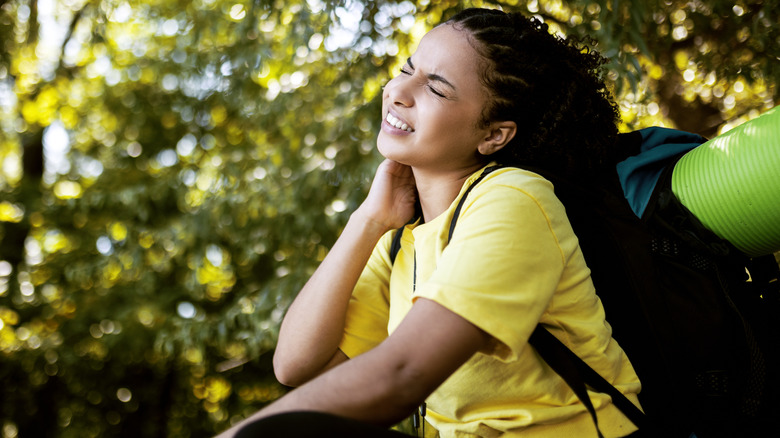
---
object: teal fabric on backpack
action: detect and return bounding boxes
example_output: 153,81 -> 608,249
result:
616,127 -> 705,218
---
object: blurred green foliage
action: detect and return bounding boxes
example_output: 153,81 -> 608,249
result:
0,0 -> 777,436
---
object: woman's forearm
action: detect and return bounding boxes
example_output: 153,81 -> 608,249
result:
217,299 -> 489,438
217,343 -> 418,438
272,210 -> 389,386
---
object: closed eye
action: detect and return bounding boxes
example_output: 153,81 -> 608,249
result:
402,58 -> 451,99
428,86 -> 445,98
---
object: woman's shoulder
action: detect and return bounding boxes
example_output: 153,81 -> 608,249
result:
453,166 -> 564,223
478,165 -> 556,195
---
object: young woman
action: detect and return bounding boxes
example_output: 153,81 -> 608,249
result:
218,8 -> 642,438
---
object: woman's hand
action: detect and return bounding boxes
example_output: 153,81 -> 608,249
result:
355,159 -> 417,231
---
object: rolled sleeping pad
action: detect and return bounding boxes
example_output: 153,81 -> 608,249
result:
671,105 -> 780,257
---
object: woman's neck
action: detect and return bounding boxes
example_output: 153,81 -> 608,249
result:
413,164 -> 485,222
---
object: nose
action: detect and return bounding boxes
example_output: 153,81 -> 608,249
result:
384,76 -> 414,108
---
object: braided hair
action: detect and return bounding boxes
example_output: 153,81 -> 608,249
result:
447,8 -> 619,177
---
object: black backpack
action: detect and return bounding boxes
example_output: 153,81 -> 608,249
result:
389,130 -> 779,437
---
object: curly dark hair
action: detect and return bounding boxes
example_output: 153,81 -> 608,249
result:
447,8 -> 619,177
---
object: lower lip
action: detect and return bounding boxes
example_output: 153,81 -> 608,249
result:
381,119 -> 413,135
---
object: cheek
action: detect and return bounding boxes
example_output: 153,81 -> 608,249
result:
432,110 -> 486,147
431,108 -> 475,132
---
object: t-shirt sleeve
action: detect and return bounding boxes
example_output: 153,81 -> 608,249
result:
338,231 -> 393,359
414,175 -> 567,362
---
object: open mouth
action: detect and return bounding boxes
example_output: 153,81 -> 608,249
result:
386,113 -> 413,132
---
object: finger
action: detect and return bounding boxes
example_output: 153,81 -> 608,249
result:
381,159 -> 412,177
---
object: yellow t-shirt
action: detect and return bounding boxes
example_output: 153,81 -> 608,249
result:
340,166 -> 642,438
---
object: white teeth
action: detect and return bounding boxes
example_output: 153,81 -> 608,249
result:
386,113 -> 413,132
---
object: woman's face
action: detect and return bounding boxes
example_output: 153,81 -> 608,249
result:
378,24 -> 493,174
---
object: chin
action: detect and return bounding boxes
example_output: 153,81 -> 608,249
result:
376,136 -> 394,159
377,134 -> 414,165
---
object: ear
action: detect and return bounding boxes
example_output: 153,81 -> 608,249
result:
477,121 -> 517,156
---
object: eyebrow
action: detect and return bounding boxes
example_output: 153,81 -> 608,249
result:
407,57 -> 456,91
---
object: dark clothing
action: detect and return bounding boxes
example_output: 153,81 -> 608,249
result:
234,412 -> 411,438
233,411 -> 649,437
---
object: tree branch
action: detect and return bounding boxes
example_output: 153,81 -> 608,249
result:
25,0 -> 38,45
54,2 -> 88,76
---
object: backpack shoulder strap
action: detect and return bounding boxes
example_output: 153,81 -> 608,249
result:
389,165 -> 502,264
529,326 -> 649,434
389,225 -> 404,264
447,165 -> 503,241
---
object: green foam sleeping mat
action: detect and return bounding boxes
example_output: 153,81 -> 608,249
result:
672,105 -> 780,257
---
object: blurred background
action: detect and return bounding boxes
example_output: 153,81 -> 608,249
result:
0,0 -> 778,436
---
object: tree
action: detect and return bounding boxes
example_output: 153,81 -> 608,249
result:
0,0 -> 777,436
579,0 -> 780,137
